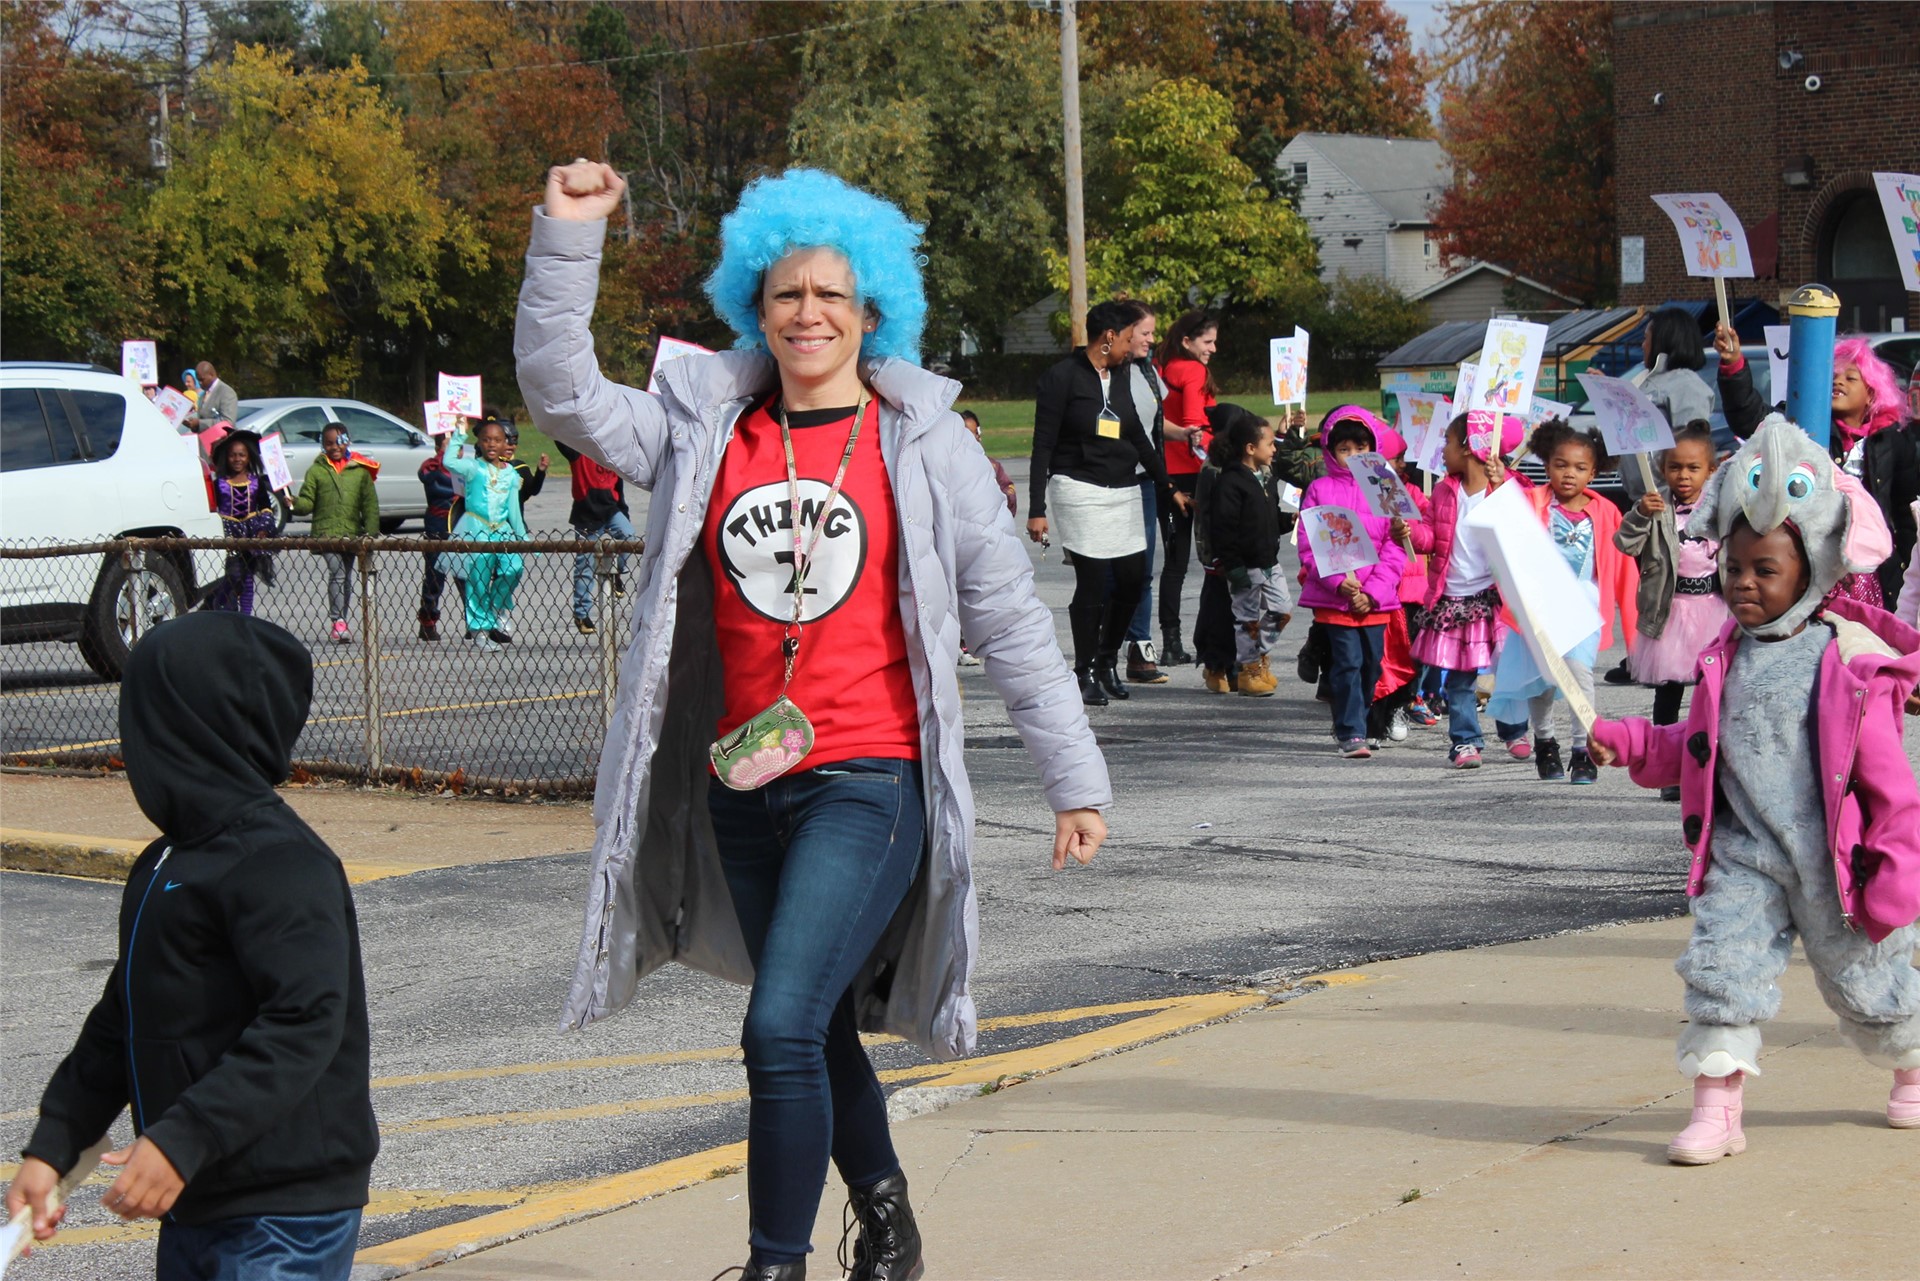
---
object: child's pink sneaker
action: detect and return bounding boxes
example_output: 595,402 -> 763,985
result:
1890,1068 -> 1920,1129
1448,744 -> 1481,769
330,620 -> 351,645
1506,737 -> 1532,761
1668,1072 -> 1745,1165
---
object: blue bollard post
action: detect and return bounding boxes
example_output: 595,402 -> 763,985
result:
1785,283 -> 1839,450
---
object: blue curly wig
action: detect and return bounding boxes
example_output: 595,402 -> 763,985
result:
703,169 -> 928,365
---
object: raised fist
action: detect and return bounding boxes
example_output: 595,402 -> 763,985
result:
545,160 -> 625,223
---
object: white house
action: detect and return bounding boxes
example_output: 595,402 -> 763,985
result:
1277,133 -> 1457,297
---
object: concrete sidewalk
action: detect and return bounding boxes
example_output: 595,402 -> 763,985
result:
0,771 -> 591,882
411,917 -> 1918,1280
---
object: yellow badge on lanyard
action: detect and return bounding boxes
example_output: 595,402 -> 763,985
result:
1096,412 -> 1122,440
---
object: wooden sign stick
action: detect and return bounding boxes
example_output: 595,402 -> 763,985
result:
1713,275 -> 1732,331
1635,451 -> 1660,496
0,1137 -> 112,1276
1525,615 -> 1599,739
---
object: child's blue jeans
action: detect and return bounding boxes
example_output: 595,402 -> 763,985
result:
707,758 -> 926,1265
1443,667 -> 1483,749
157,1207 -> 360,1280
1324,622 -> 1386,742
571,511 -> 635,619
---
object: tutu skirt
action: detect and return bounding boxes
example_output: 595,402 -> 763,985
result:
1631,591 -> 1731,685
1410,589 -> 1500,671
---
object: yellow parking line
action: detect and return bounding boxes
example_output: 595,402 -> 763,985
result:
5,736 -> 122,757
306,689 -> 597,728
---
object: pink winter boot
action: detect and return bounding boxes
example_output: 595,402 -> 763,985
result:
1668,1072 -> 1746,1165
1890,1069 -> 1920,1129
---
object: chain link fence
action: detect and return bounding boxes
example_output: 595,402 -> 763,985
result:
0,533 -> 645,795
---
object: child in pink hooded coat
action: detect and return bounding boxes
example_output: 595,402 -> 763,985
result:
1297,409 -> 1407,758
1589,417 -> 1920,1164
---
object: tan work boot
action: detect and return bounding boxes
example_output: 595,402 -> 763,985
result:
1236,657 -> 1277,696
1202,667 -> 1231,693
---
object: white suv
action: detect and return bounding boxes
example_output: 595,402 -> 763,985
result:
1,363 -> 225,678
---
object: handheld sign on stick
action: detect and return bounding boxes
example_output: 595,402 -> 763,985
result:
1461,483 -> 1604,737
1870,173 -> 1920,294
1268,328 -> 1309,407
1578,369 -> 1676,496
1301,504 -> 1378,578
259,432 -> 295,491
0,1137 -> 113,1277
1344,451 -> 1421,554
1651,193 -> 1754,329
436,373 -> 483,419
120,340 -> 159,387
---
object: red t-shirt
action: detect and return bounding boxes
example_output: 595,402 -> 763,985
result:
1159,357 -> 1216,476
702,398 -> 920,767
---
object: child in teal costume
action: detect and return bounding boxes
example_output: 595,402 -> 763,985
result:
442,420 -> 527,651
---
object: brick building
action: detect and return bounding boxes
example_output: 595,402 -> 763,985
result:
1613,1 -> 1918,331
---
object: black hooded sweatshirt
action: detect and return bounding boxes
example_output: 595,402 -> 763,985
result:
24,612 -> 378,1224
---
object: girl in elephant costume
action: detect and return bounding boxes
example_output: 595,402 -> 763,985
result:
1589,416 -> 1920,1164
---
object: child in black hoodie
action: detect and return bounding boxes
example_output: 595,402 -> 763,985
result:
6,612 -> 378,1280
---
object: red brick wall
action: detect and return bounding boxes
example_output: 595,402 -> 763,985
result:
1614,2 -> 1920,328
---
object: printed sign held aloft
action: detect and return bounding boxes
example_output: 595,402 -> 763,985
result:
259,432 -> 294,490
422,399 -> 463,437
121,340 -> 159,387
1764,325 -> 1791,410
648,336 -> 714,394
437,373 -> 483,419
151,386 -> 195,429
1526,396 -> 1575,428
1577,369 -> 1676,456
1871,172 -> 1920,293
1461,481 -> 1604,736
1468,319 -> 1550,418
1269,327 -> 1309,407
1345,451 -> 1422,522
1300,504 -> 1378,578
1397,392 -> 1452,476
1651,193 -> 1755,279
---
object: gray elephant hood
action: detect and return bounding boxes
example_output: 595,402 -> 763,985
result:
1693,415 -> 1876,639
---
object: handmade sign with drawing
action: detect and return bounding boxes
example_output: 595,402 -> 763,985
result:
1269,327 -> 1309,406
1577,369 -> 1676,457
1301,504 -> 1377,577
1872,172 -> 1920,293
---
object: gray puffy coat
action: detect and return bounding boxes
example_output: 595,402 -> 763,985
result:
514,211 -> 1111,1059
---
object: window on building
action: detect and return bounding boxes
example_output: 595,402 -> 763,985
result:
1292,161 -> 1309,185
1423,236 -> 1435,259
1818,192 -> 1903,332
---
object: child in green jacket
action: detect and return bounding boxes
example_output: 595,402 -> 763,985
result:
293,424 -> 381,643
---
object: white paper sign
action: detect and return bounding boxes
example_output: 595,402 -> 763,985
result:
1468,319 -> 1549,417
1345,452 -> 1422,521
1277,481 -> 1303,514
1871,172 -> 1920,293
1400,393 -> 1452,476
1301,504 -> 1377,577
1462,481 -> 1603,731
437,373 -> 483,418
1577,369 -> 1676,455
152,386 -> 195,429
1526,396 -> 1575,427
1763,325 -> 1791,408
1651,192 -> 1755,278
260,432 -> 294,490
422,399 -> 463,437
648,336 -> 714,394
1269,327 -> 1309,406
121,340 -> 159,386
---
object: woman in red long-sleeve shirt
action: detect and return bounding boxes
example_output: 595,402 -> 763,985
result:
1154,310 -> 1219,665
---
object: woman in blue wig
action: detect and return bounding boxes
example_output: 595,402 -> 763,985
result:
516,161 -> 1113,1279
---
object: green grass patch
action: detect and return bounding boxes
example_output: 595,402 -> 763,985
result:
962,389 -> 1375,458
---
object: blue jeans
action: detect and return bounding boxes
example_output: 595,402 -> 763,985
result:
157,1208 -> 361,1281
707,758 -> 926,1265
1106,478 -> 1158,645
571,511 -> 635,619
1444,666 -> 1484,749
1325,622 -> 1385,742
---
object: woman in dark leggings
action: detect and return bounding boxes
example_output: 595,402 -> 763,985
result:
1028,300 -> 1186,705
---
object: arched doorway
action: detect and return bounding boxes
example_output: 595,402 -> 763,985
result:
1817,192 -> 1903,332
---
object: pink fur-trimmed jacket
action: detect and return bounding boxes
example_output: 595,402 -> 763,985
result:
1588,597 -> 1920,942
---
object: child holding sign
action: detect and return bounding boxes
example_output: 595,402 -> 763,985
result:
1588,418 -> 1920,1162
1207,410 -> 1291,696
1487,421 -> 1637,783
442,420 -> 528,651
1615,422 -> 1729,799
1406,414 -> 1527,768
1297,416 -> 1406,757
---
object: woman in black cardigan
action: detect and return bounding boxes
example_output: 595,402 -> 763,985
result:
1028,300 -> 1186,705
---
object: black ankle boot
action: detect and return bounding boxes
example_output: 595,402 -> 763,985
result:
1535,738 -> 1564,781
1095,655 -> 1130,700
1077,669 -> 1108,706
1160,629 -> 1192,666
843,1171 -> 925,1281
712,1260 -> 805,1281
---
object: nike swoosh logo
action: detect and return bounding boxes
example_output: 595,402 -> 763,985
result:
163,881 -> 184,892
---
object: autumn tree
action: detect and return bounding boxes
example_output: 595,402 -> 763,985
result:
0,1 -> 158,361
148,46 -> 482,391
1428,0 -> 1614,302
1064,78 -> 1319,315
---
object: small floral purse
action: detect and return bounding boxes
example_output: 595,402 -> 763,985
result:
707,391 -> 867,791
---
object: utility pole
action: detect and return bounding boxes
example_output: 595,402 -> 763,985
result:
1059,0 -> 1087,347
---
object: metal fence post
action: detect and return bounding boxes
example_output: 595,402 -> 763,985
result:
123,544 -> 146,647
596,537 -> 618,739
358,543 -> 382,780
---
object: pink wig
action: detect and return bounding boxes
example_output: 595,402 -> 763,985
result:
1832,337 -> 1905,435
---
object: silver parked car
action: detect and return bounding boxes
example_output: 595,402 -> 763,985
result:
233,398 -> 434,531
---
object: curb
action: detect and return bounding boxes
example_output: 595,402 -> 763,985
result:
0,828 -> 143,881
